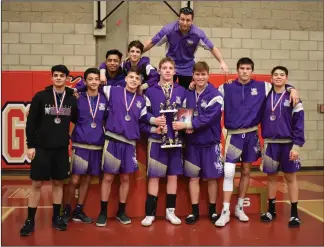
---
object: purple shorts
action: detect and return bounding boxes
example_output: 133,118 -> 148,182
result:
261,143 -> 301,174
225,130 -> 261,163
102,139 -> 138,174
71,147 -> 102,176
184,144 -> 224,179
147,142 -> 183,178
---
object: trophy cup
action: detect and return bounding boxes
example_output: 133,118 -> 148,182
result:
159,99 -> 182,149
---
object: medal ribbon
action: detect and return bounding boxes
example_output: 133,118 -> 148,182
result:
53,89 -> 66,118
271,90 -> 286,113
86,93 -> 100,123
195,84 -> 208,108
160,82 -> 174,101
124,88 -> 137,115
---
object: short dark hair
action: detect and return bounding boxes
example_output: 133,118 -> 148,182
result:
271,66 -> 288,76
84,68 -> 100,80
127,67 -> 141,76
193,61 -> 209,73
105,49 -> 123,60
179,7 -> 194,18
237,57 -> 254,71
51,65 -> 69,76
128,40 -> 144,53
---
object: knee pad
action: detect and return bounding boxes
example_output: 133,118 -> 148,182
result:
223,162 -> 236,192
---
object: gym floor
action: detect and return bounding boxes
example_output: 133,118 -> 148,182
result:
2,171 -> 323,246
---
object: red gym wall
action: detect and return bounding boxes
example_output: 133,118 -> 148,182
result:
1,71 -> 271,170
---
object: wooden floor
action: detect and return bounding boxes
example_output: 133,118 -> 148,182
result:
1,171 -> 324,246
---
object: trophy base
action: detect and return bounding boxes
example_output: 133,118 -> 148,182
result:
160,109 -> 178,113
161,144 -> 182,149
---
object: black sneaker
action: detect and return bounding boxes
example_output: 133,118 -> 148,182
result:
62,207 -> 71,224
185,214 -> 199,225
288,217 -> 300,228
116,212 -> 131,225
96,214 -> 107,227
52,216 -> 67,231
72,211 -> 93,224
20,219 -> 35,236
260,211 -> 276,222
210,213 -> 219,224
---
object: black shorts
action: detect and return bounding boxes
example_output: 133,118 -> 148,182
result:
174,75 -> 193,89
30,147 -> 70,181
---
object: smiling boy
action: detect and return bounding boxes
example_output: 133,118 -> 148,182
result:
260,66 -> 304,228
62,68 -> 108,224
100,41 -> 159,91
173,61 -> 224,225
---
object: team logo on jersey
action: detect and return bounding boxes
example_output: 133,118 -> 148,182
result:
186,39 -> 194,46
44,105 -> 51,114
132,157 -> 138,167
99,103 -> 106,111
201,100 -> 207,108
284,99 -> 290,107
254,139 -> 261,154
294,158 -> 301,169
176,96 -> 181,104
136,100 -> 142,108
251,88 -> 258,96
214,161 -> 223,172
133,149 -> 138,167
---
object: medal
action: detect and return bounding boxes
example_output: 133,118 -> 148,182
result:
125,114 -> 131,121
124,88 -> 136,122
194,110 -> 199,116
54,117 -> 61,124
271,90 -> 286,121
53,89 -> 66,124
87,93 -> 100,128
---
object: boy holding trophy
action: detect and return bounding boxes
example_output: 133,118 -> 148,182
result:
173,61 -> 224,224
141,57 -> 186,227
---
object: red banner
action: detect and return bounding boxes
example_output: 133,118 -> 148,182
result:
1,72 -> 270,170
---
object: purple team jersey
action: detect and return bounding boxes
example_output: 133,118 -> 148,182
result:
71,91 -> 108,146
151,21 -> 214,76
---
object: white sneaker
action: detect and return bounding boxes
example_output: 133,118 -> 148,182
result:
166,208 -> 181,225
141,216 -> 155,227
215,209 -> 230,227
235,205 -> 249,222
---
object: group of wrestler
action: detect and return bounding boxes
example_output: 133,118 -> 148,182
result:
20,7 -> 304,237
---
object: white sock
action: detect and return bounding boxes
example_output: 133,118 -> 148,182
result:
238,198 -> 244,207
223,202 -> 230,211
